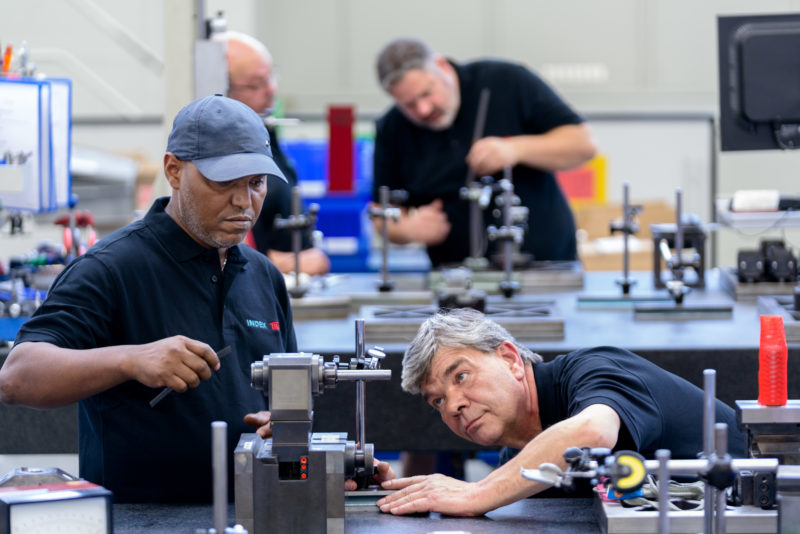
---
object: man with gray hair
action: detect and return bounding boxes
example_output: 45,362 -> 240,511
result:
376,308 -> 745,516
372,37 -> 597,267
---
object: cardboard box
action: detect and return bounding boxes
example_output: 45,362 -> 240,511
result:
574,201 -> 674,271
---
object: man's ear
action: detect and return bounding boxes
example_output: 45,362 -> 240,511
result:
496,341 -> 525,379
163,153 -> 183,190
434,55 -> 452,74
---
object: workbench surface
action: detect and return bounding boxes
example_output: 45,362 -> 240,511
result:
114,497 -> 600,534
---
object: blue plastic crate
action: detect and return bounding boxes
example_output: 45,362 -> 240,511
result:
281,137 -> 374,197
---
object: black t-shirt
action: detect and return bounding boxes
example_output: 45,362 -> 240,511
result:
15,198 -> 297,502
533,346 -> 746,459
373,59 -> 581,267
251,127 -> 313,253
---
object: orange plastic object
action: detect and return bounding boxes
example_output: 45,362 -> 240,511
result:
757,314 -> 788,406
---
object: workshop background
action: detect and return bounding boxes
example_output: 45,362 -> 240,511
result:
3,0 -> 800,269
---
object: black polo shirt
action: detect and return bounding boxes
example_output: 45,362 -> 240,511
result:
374,59 -> 581,267
533,347 -> 746,459
15,197 -> 297,502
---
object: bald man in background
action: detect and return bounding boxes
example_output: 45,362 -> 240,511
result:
219,31 -> 330,276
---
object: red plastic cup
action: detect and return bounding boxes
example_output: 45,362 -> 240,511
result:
758,315 -> 788,406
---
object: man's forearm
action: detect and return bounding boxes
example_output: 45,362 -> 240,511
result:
473,404 -> 620,510
509,124 -> 596,172
0,342 -> 131,408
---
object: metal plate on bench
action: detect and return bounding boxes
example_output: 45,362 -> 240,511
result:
361,299 -> 564,344
633,302 -> 733,321
427,261 -> 584,294
290,295 -> 352,320
346,290 -> 433,311
595,494 -> 776,534
720,267 -> 798,302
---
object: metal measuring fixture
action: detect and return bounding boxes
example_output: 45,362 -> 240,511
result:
609,182 -> 642,296
521,369 -> 784,534
459,87 -> 492,272
367,186 -> 408,292
273,186 -> 320,298
651,188 -> 706,302
459,176 -> 495,271
486,168 -> 526,298
234,318 -> 391,534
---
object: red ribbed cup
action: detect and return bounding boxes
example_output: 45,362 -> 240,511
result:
758,314 -> 788,406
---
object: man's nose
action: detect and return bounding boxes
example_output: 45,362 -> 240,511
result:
415,98 -> 432,118
231,181 -> 254,209
445,392 -> 467,417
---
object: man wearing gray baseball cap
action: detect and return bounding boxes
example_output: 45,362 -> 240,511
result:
0,95 -> 297,503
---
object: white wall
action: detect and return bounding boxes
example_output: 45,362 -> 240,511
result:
5,0 -> 800,264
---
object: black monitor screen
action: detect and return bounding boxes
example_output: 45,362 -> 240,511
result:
718,13 -> 800,151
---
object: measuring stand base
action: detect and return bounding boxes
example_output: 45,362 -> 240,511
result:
633,302 -> 733,321
427,261 -> 584,294
577,293 -> 672,310
360,298 -> 564,344
595,494 -> 776,534
721,267 -> 798,302
346,290 -> 433,311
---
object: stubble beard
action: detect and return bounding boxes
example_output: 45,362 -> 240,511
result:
179,193 -> 246,250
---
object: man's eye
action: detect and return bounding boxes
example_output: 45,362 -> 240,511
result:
431,398 -> 443,408
456,372 -> 467,383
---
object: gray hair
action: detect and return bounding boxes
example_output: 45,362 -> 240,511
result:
212,30 -> 272,63
401,308 -> 542,394
376,37 -> 437,91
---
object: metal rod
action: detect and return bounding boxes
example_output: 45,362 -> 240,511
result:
355,319 -> 366,449
292,187 -> 302,285
715,424 -> 729,534
622,182 -> 631,283
703,369 -> 716,534
379,186 -> 390,287
336,369 -> 392,381
674,188 -> 684,268
469,188 -> 484,260
212,421 -> 227,534
642,457 -> 778,475
502,170 -> 513,284
656,449 -> 670,534
464,89 -> 491,187
466,89 -> 491,262
195,0 -> 207,39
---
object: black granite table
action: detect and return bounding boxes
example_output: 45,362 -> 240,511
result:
113,498 -> 600,534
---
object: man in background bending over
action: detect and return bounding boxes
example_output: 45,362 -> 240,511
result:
372,37 -> 596,267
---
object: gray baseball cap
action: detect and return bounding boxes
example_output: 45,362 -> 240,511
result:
166,94 -> 286,182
